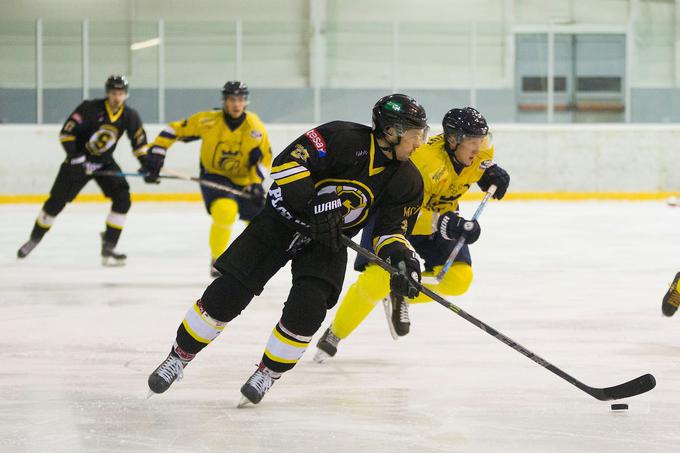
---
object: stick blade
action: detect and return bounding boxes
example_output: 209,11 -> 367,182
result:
589,373 -> 656,401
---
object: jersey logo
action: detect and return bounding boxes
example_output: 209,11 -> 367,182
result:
216,149 -> 241,172
315,179 -> 374,229
70,112 -> 83,124
403,205 -> 420,218
250,130 -> 263,139
304,129 -> 327,157
291,144 -> 310,162
86,125 -> 119,155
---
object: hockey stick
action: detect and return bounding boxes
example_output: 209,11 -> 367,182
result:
94,169 -> 254,199
93,170 -> 181,180
341,235 -> 656,401
435,184 -> 497,282
160,168 -> 254,199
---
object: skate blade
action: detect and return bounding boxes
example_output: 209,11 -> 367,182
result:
237,395 -> 254,408
102,257 -> 126,267
146,389 -> 156,400
382,298 -> 399,341
313,349 -> 331,364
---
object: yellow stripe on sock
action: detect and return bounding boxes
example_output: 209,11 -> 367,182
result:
182,319 -> 211,344
273,328 -> 308,348
264,349 -> 299,364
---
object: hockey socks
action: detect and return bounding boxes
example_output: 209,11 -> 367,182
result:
176,299 -> 228,353
662,272 -> 680,317
209,198 -> 238,260
261,322 -> 312,373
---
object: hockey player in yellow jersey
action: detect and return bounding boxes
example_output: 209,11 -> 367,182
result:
149,81 -> 272,276
315,107 -> 511,361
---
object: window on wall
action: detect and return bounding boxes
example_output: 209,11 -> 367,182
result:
515,33 -> 626,122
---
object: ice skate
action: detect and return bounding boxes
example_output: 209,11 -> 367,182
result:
101,233 -> 126,267
238,364 -> 280,407
313,327 -> 341,363
148,352 -> 186,395
383,291 -> 410,340
662,272 -> 680,317
17,238 -> 40,259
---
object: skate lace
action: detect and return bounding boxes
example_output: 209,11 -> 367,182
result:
398,299 -> 410,323
325,330 -> 340,348
247,369 -> 273,394
158,355 -> 184,383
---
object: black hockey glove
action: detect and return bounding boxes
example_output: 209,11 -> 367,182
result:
478,164 -> 510,200
437,211 -> 481,244
387,248 -> 421,299
66,156 -> 88,181
244,183 -> 265,209
248,147 -> 264,167
138,148 -> 165,184
308,192 -> 344,252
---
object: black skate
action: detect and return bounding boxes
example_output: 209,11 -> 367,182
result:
237,364 -> 280,408
148,352 -> 186,395
662,272 -> 680,317
17,238 -> 40,258
210,260 -> 222,278
101,233 -> 126,267
313,327 -> 341,363
383,291 -> 410,339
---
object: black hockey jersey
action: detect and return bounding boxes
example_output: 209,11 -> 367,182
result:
58,99 -> 148,163
268,121 -> 423,260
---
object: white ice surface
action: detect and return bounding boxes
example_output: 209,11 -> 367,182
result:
1,201 -> 679,453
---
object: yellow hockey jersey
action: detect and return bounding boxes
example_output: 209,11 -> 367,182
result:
152,110 -> 272,186
410,134 -> 494,236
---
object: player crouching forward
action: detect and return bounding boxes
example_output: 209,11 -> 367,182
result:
315,107 -> 510,362
147,94 -> 429,406
148,81 -> 272,277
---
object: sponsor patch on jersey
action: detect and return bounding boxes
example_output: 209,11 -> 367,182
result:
250,130 -> 263,139
304,129 -> 327,157
71,112 -> 83,123
480,159 -> 494,170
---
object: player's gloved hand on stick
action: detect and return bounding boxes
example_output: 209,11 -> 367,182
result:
66,156 -> 89,180
478,164 -> 510,200
307,192 -> 344,252
138,148 -> 166,184
437,211 -> 481,244
244,183 -> 265,209
248,147 -> 263,167
387,248 -> 421,298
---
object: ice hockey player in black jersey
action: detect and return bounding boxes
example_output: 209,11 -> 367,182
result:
148,94 -> 429,406
16,75 -> 160,266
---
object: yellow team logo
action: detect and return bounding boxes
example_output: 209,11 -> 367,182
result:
86,125 -> 119,155
213,141 -> 242,173
315,179 -> 375,229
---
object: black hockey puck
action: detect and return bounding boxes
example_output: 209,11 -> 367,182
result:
611,403 -> 628,411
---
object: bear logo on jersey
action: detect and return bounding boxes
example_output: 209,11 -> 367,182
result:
315,179 -> 374,229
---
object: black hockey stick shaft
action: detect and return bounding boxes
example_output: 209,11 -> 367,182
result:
342,236 -> 656,401
93,170 -> 254,200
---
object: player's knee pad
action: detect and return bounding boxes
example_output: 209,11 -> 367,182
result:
43,197 -> 67,216
438,262 -> 474,296
200,272 -> 254,322
210,198 -> 238,228
355,264 -> 391,303
281,277 -> 334,336
111,192 -> 131,214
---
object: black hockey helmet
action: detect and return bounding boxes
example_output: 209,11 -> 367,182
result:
221,81 -> 249,99
442,107 -> 488,143
105,75 -> 129,92
372,94 -> 428,140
